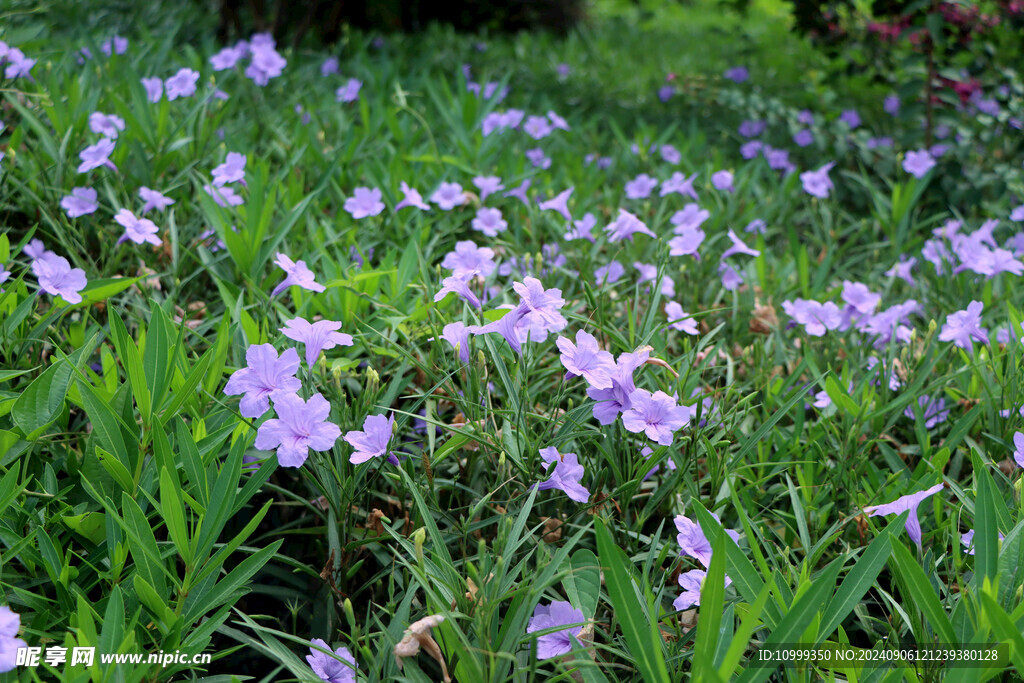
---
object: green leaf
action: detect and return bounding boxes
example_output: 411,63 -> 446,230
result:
12,359 -> 74,438
889,540 -> 956,643
562,549 -> 601,620
108,311 -> 151,426
74,277 -> 143,307
819,513 -> 901,638
694,530 -> 727,681
160,467 -> 192,565
594,518 -> 670,683
183,540 -> 282,625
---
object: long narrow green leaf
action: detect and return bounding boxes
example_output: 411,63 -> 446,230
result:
594,518 -> 670,683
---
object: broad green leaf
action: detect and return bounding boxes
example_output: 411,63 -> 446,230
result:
12,359 -> 73,438
562,549 -> 601,620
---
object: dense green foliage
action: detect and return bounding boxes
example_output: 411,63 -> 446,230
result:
1,0 -> 1023,681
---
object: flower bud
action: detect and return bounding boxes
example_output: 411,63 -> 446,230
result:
412,527 -> 426,565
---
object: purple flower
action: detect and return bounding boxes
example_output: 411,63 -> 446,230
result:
141,77 -> 163,103
885,257 -> 916,286
210,44 -> 246,71
523,115 -> 553,139
434,272 -> 481,309
100,35 -> 128,56
306,639 -> 357,683
440,321 -> 476,363
204,183 -> 244,207
621,389 -> 690,446
473,305 -> 528,353
782,299 -> 842,336
395,181 -> 429,211
605,209 -> 656,242
556,330 -> 615,388
671,204 -> 710,232
471,207 -> 507,237
903,150 -> 936,178
556,63 -> 571,77
565,213 -> 597,242
320,57 -> 340,77
344,413 -> 397,465
884,95 -> 900,116
673,570 -> 732,611
744,219 -> 766,234
139,187 -> 174,213
675,512 -> 740,568
77,138 -> 117,173
661,145 -> 681,164
665,301 -> 698,334
793,129 -> 814,147
658,85 -> 675,102
504,179 -> 532,206
536,447 -> 590,503
661,172 -> 698,199
513,277 -> 567,341
431,182 -> 466,210
114,209 -> 161,246
765,147 -> 795,174
797,109 -> 814,125
839,109 -> 861,128
212,152 -> 247,186
255,392 -> 341,467
586,349 -> 647,424
165,68 -> 199,100
246,44 -> 287,85
723,66 -> 748,82
526,148 -> 551,169
740,141 -> 764,159
61,187 -> 99,218
738,119 -> 766,138
634,262 -> 675,297
0,606 -> 27,673
904,395 -> 949,429
3,48 -> 35,79
711,170 -> 734,192
442,241 -> 495,277
863,483 -> 944,546
959,529 -> 1004,556
721,229 -> 760,259
89,112 -> 125,139
939,301 -> 988,351
1014,432 -> 1024,469
344,187 -> 385,219
271,253 -> 325,297
223,344 -> 301,418
281,317 -> 353,368
625,174 -> 659,199
31,252 -> 87,304
23,239 -> 47,261
538,187 -> 573,221
718,262 -> 743,291
800,162 -> 835,199
336,78 -> 362,103
838,282 -> 878,318
1010,205 -> 1024,222
667,227 -> 708,262
527,601 -> 585,659
594,261 -> 624,285
473,176 -> 503,202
